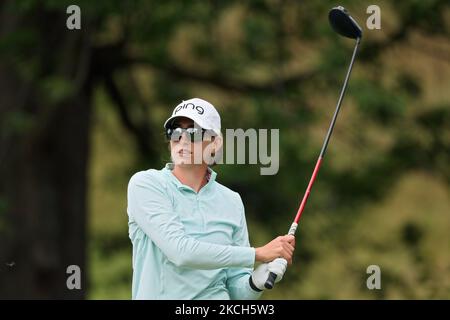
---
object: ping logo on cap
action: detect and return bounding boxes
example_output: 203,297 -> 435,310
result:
174,102 -> 205,115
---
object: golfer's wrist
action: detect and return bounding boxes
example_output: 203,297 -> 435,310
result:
255,247 -> 272,263
255,247 -> 263,262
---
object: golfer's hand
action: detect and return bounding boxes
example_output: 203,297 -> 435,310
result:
255,235 -> 295,265
250,258 -> 288,291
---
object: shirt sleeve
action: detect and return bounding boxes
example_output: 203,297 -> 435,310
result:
127,171 -> 256,270
226,193 -> 263,300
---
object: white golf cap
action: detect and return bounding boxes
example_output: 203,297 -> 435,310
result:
164,98 -> 221,134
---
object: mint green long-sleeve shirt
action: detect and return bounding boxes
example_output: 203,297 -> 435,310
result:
127,163 -> 262,300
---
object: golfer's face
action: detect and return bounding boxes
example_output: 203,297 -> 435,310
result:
169,117 -> 214,166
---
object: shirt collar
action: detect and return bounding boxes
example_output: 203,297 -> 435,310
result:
164,163 -> 217,193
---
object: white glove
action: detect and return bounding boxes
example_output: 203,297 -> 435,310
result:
249,258 -> 288,291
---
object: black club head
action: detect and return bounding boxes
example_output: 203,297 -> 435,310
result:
329,6 -> 362,39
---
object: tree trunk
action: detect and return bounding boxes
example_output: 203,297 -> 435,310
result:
0,4 -> 93,299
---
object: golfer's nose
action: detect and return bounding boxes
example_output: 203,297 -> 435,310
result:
179,132 -> 190,144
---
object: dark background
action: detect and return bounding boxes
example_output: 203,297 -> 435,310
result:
0,0 -> 449,299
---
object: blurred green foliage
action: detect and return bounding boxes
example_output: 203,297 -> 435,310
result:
1,0 -> 449,299
83,0 -> 449,299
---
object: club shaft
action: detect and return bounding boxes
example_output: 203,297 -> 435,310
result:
293,37 -> 361,226
293,156 -> 323,223
320,37 -> 361,158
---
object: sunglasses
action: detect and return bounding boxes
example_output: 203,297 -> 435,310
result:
165,127 -> 214,142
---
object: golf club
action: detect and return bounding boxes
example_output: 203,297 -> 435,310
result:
264,6 -> 362,289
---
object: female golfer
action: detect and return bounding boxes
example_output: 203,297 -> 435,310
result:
127,98 -> 295,299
